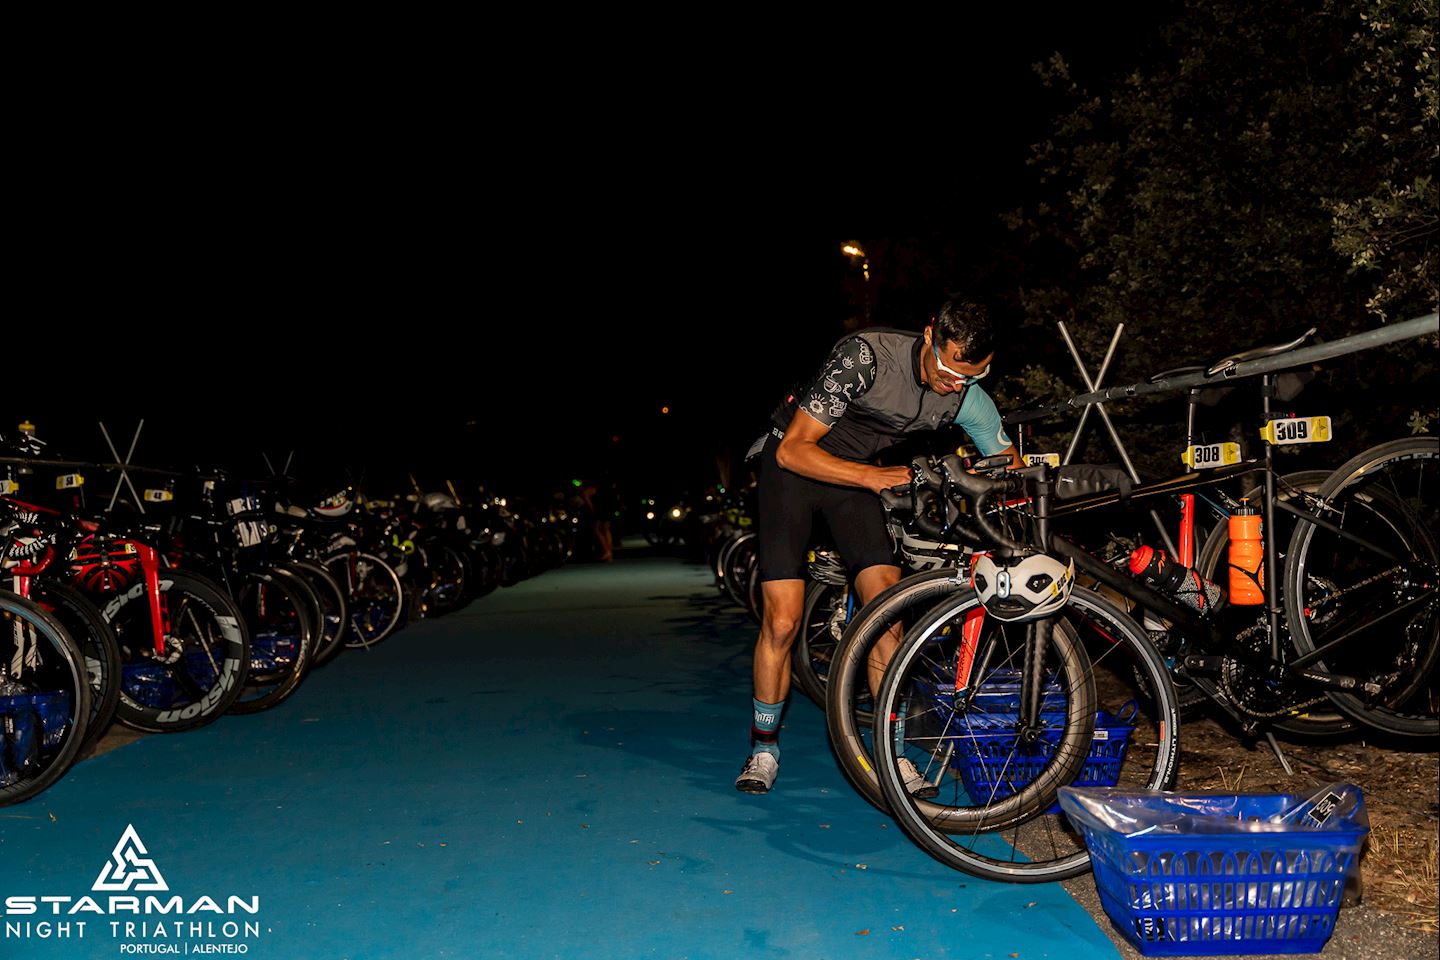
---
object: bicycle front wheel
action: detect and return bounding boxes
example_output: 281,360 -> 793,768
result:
326,551 -> 405,649
105,570 -> 250,733
1284,437 -> 1439,738
873,587 -> 1180,882
0,590 -> 91,806
229,567 -> 318,714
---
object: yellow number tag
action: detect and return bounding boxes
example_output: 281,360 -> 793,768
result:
1024,453 -> 1061,467
56,473 -> 85,490
144,489 -> 174,503
1261,416 -> 1332,445
0,479 -> 18,495
1182,443 -> 1243,469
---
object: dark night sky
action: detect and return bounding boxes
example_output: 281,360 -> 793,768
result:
9,11 -> 1164,505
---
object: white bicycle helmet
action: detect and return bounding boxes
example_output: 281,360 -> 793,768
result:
970,552 -> 1075,622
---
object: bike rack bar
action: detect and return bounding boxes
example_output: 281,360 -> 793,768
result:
1058,321 -> 1179,557
1007,312 -> 1438,422
1061,322 -> 1125,465
100,420 -> 148,514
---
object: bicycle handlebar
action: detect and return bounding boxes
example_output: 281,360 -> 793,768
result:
880,456 -> 1042,557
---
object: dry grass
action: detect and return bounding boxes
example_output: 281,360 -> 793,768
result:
1369,826 -> 1439,934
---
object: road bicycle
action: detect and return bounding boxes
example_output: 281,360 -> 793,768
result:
825,458 -> 1181,881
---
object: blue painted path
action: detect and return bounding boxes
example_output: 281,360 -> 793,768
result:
0,552 -> 1120,960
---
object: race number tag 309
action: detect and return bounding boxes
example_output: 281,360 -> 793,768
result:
1261,416 -> 1332,445
1182,443 -> 1242,469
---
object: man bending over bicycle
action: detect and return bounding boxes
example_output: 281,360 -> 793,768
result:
736,296 -> 1021,794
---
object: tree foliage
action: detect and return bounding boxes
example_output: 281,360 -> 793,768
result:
996,0 -> 1436,467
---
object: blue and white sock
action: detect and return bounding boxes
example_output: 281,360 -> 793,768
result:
750,698 -> 783,759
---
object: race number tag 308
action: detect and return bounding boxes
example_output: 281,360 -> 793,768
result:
1182,443 -> 1242,469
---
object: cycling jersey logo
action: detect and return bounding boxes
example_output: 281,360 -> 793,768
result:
93,824 -> 169,892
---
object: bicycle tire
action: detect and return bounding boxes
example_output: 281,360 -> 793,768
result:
873,586 -> 1180,881
29,580 -> 122,753
326,551 -> 405,649
743,550 -> 764,624
290,559 -> 349,668
417,541 -> 468,617
826,567 -> 973,810
0,589 -> 92,806
713,529 -> 744,590
1283,437 -> 1439,738
791,580 -> 849,707
99,569 -> 249,734
229,567 -> 318,714
722,534 -> 757,610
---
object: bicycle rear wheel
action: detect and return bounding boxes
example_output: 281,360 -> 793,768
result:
1284,437 -> 1439,738
1193,471 -> 1355,739
872,587 -> 1179,882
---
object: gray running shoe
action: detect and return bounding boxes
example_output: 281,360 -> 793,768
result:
735,752 -> 778,794
897,756 -> 940,799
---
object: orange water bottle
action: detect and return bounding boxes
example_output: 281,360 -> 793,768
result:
1228,499 -> 1264,605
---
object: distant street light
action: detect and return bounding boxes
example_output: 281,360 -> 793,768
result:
842,240 -> 872,322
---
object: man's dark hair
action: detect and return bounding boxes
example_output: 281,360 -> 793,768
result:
934,297 -> 994,363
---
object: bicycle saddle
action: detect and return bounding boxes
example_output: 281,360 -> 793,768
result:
1205,328 -> 1316,377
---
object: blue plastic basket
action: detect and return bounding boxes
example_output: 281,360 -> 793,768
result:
1,690 -> 73,785
1060,789 -> 1368,956
955,707 -> 1135,810
122,648 -> 226,708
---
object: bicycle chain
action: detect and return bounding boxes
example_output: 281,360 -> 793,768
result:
1220,621 -> 1328,719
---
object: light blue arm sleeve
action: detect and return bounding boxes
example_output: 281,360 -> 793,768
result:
953,385 -> 1013,456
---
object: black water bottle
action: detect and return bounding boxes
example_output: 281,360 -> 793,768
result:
1127,545 -> 1223,614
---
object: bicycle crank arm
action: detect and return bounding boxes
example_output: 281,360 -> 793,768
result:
1182,655 -> 1226,675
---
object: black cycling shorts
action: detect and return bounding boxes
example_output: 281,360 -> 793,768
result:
756,431 -> 897,582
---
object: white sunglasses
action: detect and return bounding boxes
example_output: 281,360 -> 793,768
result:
932,340 -> 990,385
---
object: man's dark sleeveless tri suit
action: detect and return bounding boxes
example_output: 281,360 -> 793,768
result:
756,328 -> 1012,581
